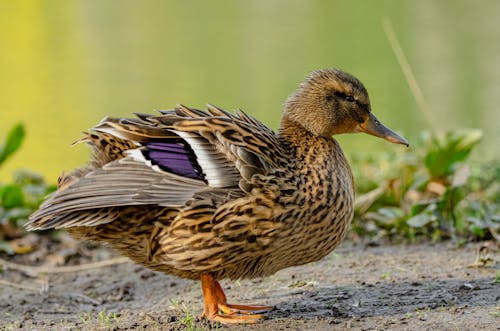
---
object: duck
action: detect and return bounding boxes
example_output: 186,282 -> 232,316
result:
27,68 -> 408,324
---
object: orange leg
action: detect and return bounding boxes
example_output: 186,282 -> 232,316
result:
200,274 -> 273,324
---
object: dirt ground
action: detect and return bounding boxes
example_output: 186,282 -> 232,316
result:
0,236 -> 499,331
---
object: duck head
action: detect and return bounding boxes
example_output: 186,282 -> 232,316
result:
282,68 -> 409,146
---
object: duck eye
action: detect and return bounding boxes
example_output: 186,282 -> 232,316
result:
333,91 -> 355,102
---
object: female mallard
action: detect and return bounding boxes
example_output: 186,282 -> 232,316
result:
27,68 -> 408,323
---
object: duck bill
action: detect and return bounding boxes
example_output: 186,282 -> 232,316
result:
358,113 -> 409,146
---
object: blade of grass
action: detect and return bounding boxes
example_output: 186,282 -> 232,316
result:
382,18 -> 439,135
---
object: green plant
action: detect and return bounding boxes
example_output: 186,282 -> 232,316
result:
97,309 -> 119,326
176,302 -> 206,331
352,129 -> 499,242
0,124 -> 56,253
79,312 -> 92,324
78,310 -> 119,328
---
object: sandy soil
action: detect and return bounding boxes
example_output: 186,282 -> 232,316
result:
1,239 -> 499,331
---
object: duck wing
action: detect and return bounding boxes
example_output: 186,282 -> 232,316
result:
27,104 -> 283,230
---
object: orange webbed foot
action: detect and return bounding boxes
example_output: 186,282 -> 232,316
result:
200,274 -> 272,324
203,312 -> 263,324
219,303 -> 273,315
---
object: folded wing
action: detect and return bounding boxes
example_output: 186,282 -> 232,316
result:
27,104 -> 283,230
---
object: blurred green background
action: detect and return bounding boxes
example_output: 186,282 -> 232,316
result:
1,0 -> 498,181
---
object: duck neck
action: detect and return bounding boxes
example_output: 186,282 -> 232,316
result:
278,116 -> 350,174
278,116 -> 325,148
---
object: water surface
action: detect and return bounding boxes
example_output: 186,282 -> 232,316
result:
1,1 -> 498,180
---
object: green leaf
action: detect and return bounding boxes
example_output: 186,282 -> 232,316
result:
0,124 -> 25,166
470,226 -> 485,238
0,207 -> 31,224
424,130 -> 482,179
409,200 -> 433,216
0,184 -> 24,209
407,213 -> 434,227
378,207 -> 405,219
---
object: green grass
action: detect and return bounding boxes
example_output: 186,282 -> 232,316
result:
79,309 -> 119,328
170,300 -> 208,331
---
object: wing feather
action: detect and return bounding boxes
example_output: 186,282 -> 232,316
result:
28,104 -> 284,231
28,157 -> 204,228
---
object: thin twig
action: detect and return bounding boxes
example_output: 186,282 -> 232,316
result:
382,17 -> 439,134
67,292 -> 102,305
0,279 -> 42,292
0,256 -> 129,275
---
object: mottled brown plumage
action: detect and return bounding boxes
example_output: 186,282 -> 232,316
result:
27,68 -> 408,323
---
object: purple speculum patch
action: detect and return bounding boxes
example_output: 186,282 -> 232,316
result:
144,141 -> 204,180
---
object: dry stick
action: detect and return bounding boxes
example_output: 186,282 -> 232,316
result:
67,292 -> 102,305
0,256 -> 129,275
0,273 -> 49,293
0,279 -> 41,292
382,17 -> 439,135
